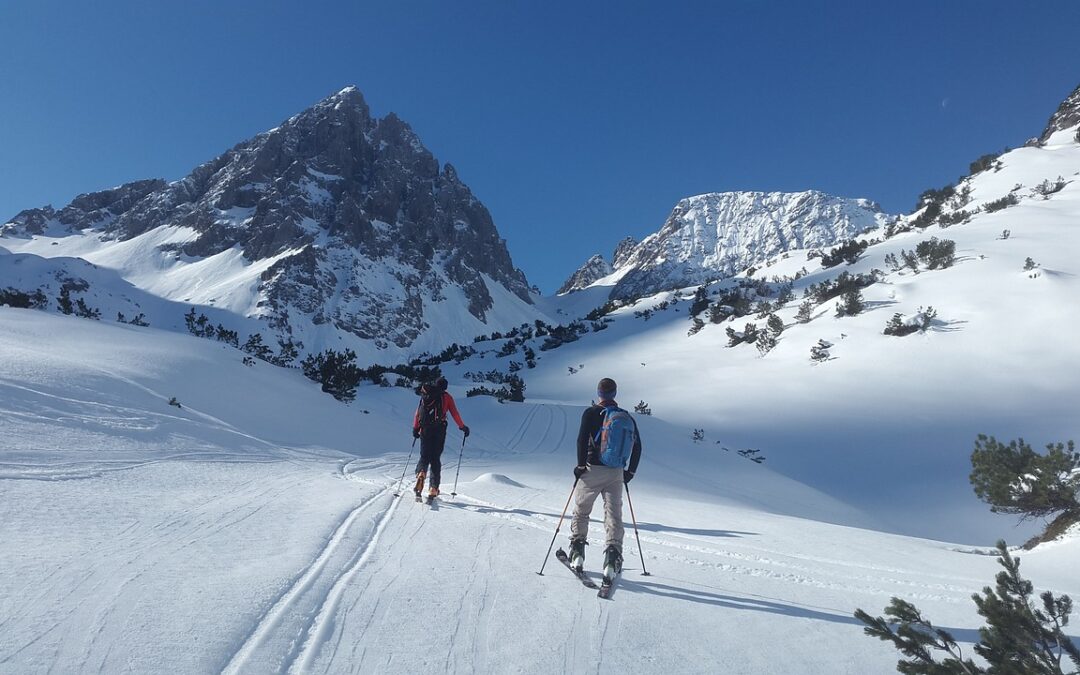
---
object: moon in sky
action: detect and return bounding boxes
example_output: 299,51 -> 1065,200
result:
941,97 -> 950,109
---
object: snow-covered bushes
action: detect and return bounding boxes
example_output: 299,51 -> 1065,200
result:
810,339 -> 832,362
466,373 -> 525,402
301,349 -> 363,402
883,307 -> 937,336
820,239 -> 868,268
1034,177 -> 1067,197
0,288 -> 47,309
983,193 -> 1019,213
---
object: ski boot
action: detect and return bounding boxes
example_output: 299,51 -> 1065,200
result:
602,545 -> 623,579
427,486 -> 439,503
568,538 -> 586,572
413,471 -> 426,498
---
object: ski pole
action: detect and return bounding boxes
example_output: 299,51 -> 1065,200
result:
624,482 -> 650,576
537,478 -> 579,576
450,435 -> 466,498
392,437 -> 418,497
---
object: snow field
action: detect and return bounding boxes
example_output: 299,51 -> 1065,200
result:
2,308 -> 1077,673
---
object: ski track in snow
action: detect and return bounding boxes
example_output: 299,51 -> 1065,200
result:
221,486 -> 396,675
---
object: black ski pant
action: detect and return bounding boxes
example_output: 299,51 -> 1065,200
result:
415,425 -> 447,488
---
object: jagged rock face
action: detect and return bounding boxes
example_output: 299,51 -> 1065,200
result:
4,179 -> 166,236
606,191 -> 891,300
3,87 -> 532,350
557,254 -> 612,295
558,237 -> 638,295
1038,83 -> 1080,144
611,237 -> 638,268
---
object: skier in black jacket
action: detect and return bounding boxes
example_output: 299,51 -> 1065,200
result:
568,377 -> 642,575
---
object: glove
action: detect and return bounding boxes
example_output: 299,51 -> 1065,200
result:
412,427 -> 420,439
574,465 -> 588,480
623,470 -> 635,485
461,425 -> 470,438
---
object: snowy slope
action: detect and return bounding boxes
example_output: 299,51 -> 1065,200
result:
443,121 -> 1080,546
2,307 -> 1077,674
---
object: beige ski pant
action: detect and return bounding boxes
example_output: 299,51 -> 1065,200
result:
570,464 -> 625,551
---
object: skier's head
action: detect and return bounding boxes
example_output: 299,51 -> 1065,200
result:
436,376 -> 448,392
596,378 -> 617,402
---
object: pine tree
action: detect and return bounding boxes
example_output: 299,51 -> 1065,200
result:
57,288 -> 74,315
689,285 -> 709,317
970,435 -> 1080,521
973,543 -> 1080,673
795,300 -> 814,324
856,541 -> 1079,674
835,289 -> 865,317
242,333 -> 274,361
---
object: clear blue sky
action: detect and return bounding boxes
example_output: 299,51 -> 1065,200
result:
2,1 -> 1078,292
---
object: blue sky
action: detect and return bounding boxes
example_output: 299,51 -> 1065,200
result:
2,1 -> 1078,292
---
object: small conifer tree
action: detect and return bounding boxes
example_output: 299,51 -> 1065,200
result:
835,289 -> 865,317
856,541 -> 1079,674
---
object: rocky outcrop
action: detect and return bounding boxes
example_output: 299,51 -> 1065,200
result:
1038,83 -> 1080,144
557,254 -> 613,295
568,190 -> 890,300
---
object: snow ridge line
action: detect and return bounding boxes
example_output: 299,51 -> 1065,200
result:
219,487 -> 392,675
289,489 -> 402,674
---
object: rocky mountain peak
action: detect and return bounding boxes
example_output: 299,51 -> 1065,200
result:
1038,83 -> 1080,144
557,254 -> 613,295
3,87 -> 534,354
564,190 -> 890,300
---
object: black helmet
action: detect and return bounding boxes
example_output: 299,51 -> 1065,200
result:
436,376 -> 448,391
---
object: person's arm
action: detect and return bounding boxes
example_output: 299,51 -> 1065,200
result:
627,418 -> 642,475
412,401 -> 421,433
576,408 -> 594,467
444,393 -> 466,429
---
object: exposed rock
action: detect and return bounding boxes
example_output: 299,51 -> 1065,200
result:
557,254 -> 613,295
1038,83 -> 1080,144
605,190 -> 891,300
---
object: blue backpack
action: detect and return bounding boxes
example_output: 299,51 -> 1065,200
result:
594,405 -> 636,468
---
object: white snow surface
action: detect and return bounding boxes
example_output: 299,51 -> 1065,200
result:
2,308 -> 1078,674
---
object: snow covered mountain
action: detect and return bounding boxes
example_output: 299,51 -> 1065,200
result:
1,87 -> 541,360
560,191 -> 892,298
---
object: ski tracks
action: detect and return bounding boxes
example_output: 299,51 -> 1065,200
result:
220,486 -> 399,675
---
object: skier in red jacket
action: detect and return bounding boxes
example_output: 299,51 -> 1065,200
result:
412,377 -> 469,500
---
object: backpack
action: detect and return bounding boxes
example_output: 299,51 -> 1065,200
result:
594,405 -> 636,468
417,386 -> 445,435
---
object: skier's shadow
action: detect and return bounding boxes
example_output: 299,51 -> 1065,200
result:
621,577 -> 988,643
443,503 -> 756,539
631,521 -> 757,538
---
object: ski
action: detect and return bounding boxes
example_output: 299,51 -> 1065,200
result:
597,573 -> 617,599
426,495 -> 436,505
414,491 -> 423,503
554,548 -> 598,589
